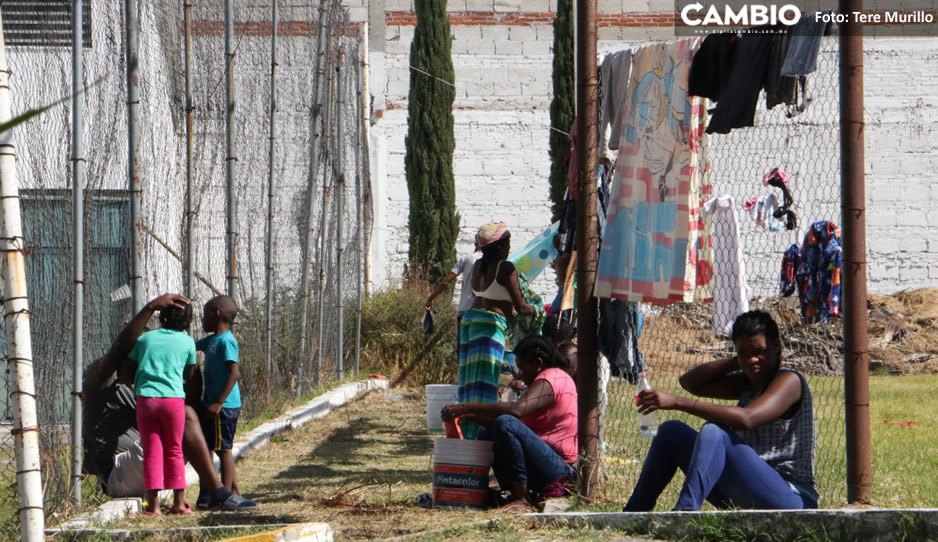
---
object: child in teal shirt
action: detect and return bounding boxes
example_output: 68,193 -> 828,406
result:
196,295 -> 244,506
129,304 -> 196,515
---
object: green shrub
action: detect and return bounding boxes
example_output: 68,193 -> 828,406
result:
358,272 -> 459,386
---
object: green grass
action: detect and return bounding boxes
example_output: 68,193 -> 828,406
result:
598,374 -> 938,509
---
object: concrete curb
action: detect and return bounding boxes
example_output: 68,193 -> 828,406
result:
530,509 -> 938,542
187,378 -> 390,485
52,379 -> 388,535
217,522 -> 334,542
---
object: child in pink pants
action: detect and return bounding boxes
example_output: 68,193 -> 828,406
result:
129,304 -> 197,515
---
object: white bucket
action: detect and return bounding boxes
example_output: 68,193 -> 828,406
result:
426,384 -> 458,433
431,438 -> 493,509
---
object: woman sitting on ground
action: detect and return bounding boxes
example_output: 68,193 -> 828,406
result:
442,334 -> 577,511
624,310 -> 818,511
458,222 -> 534,440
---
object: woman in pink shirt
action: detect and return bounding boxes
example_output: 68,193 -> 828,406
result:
442,334 -> 578,511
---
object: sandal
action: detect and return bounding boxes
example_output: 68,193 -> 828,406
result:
168,502 -> 192,515
499,500 -> 537,514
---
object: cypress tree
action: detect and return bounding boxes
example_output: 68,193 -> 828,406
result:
548,0 -> 575,223
405,0 -> 458,283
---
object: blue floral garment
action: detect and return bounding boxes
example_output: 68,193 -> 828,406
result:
794,221 -> 842,323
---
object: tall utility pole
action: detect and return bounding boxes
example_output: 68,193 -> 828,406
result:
840,0 -> 871,504
70,0 -> 85,505
224,0 -> 239,303
184,0 -> 194,297
575,0 -> 600,501
335,47 -> 345,380
126,0 -> 143,313
0,13 -> 46,539
265,0 -> 279,375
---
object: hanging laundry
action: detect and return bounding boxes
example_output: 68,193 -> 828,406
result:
701,196 -> 749,336
509,222 -> 560,282
744,193 -> 783,231
599,49 -> 633,154
598,298 -> 645,383
764,167 -> 798,231
781,13 -> 829,76
764,29 -> 797,110
780,243 -> 800,297
795,220 -> 842,323
689,32 -> 738,102
706,27 -> 791,134
596,39 -> 714,305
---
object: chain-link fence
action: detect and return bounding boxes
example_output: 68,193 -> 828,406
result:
0,0 -> 368,532
599,35 -> 846,508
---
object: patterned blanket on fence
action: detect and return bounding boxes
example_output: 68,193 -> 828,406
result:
595,38 -> 714,305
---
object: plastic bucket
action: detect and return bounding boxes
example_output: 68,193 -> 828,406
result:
426,384 -> 458,433
431,438 -> 493,509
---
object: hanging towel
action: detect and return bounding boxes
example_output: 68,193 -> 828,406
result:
595,38 -> 714,305
701,196 -> 749,336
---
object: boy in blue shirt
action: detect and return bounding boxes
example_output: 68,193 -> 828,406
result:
196,295 -> 244,505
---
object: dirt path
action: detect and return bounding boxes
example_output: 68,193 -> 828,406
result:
122,389 -> 493,540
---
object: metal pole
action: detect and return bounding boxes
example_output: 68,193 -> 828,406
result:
126,0 -> 143,313
840,0 -> 871,504
70,0 -> 85,505
354,45 -> 364,375
316,45 -> 337,385
224,0 -> 238,303
184,0 -> 194,298
575,0 -> 599,501
297,1 -> 329,393
265,0 -> 278,376
335,47 -> 345,380
360,27 -> 373,297
0,14 -> 46,539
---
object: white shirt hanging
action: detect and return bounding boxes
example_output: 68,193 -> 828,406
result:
702,196 -> 749,336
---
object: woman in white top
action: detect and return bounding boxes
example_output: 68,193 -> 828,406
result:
457,222 -> 534,439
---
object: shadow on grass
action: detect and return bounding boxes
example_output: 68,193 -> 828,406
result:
252,411 -> 435,501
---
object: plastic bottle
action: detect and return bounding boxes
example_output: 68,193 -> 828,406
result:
635,372 -> 658,438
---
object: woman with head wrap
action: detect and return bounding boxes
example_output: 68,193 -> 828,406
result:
457,222 -> 535,440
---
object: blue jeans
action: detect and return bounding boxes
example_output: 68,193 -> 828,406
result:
478,415 -> 574,492
624,420 -> 814,511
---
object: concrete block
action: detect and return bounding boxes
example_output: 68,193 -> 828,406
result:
525,0 -> 550,11
867,213 -> 898,228
385,0 -> 413,11
535,25 -> 557,42
509,25 -> 538,42
494,0 -> 523,12
482,26 -> 511,42
899,265 -> 930,282
897,211 -> 929,228
453,25 -> 482,42
346,6 -> 369,22
465,39 -> 496,55
465,0 -> 494,10
495,39 -> 525,55
597,26 -> 625,41
447,0 -> 469,11
522,40 -> 552,56
598,0 -> 623,13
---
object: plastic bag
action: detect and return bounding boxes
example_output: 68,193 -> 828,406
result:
422,309 -> 436,335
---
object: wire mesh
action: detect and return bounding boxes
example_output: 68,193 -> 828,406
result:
598,35 -> 846,508
0,0 -> 368,529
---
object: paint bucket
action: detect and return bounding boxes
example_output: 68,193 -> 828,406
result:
426,384 -> 458,433
431,438 -> 493,509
